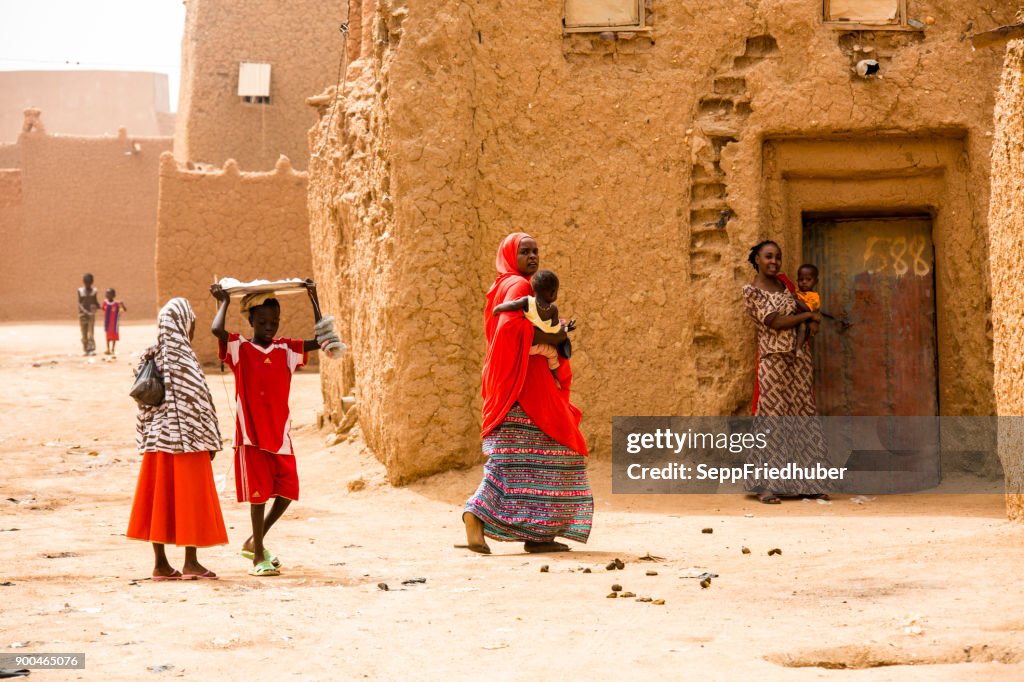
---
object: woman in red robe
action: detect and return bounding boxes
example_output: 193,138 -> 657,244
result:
459,233 -> 592,554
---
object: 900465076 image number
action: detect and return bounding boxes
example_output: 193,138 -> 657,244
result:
0,653 -> 85,669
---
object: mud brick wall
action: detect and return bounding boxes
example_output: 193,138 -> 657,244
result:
988,39 -> 1024,522
174,0 -> 345,171
0,142 -> 19,167
308,0 -> 1013,484
0,170 -> 23,311
0,128 -> 170,320
0,71 -> 173,144
155,153 -> 314,366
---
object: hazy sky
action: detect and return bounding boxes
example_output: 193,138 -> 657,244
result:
0,0 -> 186,110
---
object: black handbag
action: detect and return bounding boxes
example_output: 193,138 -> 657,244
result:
130,357 -> 165,406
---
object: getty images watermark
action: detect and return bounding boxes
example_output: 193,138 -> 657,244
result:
612,416 -> 1021,495
623,427 -> 847,484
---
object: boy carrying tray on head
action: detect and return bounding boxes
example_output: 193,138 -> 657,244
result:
210,279 -> 345,577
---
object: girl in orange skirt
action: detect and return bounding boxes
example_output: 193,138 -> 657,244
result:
128,298 -> 228,579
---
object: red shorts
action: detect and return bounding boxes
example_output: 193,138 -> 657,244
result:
234,446 -> 299,504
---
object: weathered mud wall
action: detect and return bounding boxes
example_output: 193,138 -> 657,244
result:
309,0 -> 1012,484
0,143 -> 19,168
0,128 -> 170,320
988,38 -> 1024,522
0,170 -> 23,309
0,71 -> 173,144
174,0 -> 345,170
155,153 -> 314,366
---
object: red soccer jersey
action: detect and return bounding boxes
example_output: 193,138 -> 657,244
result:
219,333 -> 307,455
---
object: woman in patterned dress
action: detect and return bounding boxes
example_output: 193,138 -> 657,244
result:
742,241 -> 831,504
459,233 -> 593,554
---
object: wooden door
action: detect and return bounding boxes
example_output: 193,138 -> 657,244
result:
803,215 -> 940,492
803,215 -> 938,417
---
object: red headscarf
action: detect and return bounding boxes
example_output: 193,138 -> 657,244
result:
484,231 -> 533,340
480,233 -> 588,455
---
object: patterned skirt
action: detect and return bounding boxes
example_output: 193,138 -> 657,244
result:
746,350 -> 830,495
465,404 -> 593,543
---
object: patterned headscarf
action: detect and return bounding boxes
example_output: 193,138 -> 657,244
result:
136,298 -> 222,454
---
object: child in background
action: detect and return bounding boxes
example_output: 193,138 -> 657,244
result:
77,273 -> 100,356
491,269 -> 576,374
795,264 -> 821,348
102,288 -> 127,355
209,280 -> 343,577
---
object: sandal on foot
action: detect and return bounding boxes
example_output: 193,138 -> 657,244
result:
453,543 -> 492,555
248,560 -> 280,577
524,540 -> 570,553
152,569 -> 184,581
241,548 -> 280,568
759,493 -> 782,505
182,570 -> 219,580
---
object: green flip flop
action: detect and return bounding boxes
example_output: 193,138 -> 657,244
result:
247,560 -> 280,577
241,548 -> 281,568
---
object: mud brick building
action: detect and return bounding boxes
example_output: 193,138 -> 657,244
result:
0,116 -> 170,319
156,0 -> 347,362
988,29 -> 1024,521
307,0 -> 1017,486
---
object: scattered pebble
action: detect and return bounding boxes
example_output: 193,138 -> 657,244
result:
401,577 -> 426,585
539,565 -> 549,573
347,478 -> 366,493
637,596 -> 653,603
653,599 -> 665,605
646,571 -> 658,576
606,592 -> 618,598
700,578 -> 712,589
768,548 -> 782,556
611,584 -> 622,592
620,591 -> 636,598
605,561 -> 616,571
614,558 -> 625,570
701,528 -> 713,534
377,583 -> 389,591
741,547 -> 751,555
582,568 -> 592,574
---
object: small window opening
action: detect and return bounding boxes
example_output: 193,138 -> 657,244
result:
563,0 -> 646,33
824,1 -> 909,29
238,62 -> 271,103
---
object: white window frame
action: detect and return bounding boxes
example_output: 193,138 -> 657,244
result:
563,0 -> 648,34
823,0 -> 914,31
238,62 -> 271,98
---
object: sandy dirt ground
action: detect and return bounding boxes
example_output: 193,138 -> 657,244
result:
2,322 -> 1023,681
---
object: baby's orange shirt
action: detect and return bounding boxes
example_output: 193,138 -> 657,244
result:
796,290 -> 820,311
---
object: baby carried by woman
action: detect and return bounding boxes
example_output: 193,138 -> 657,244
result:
491,269 -> 576,378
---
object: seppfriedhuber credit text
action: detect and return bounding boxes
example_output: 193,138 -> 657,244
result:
622,427 -> 847,485
626,462 -> 848,484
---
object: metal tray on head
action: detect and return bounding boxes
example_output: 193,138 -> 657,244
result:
218,277 -> 308,298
